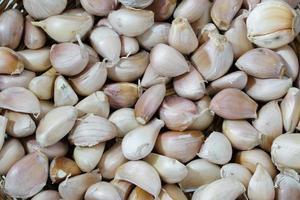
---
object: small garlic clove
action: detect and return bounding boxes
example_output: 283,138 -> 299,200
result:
159,184 -> 187,200
121,36 -> 140,57
0,47 -> 24,75
4,152 -> 48,199
36,106 -> 77,147
58,172 -> 102,200
150,44 -> 189,77
198,131 -> 233,165
135,84 -> 166,124
275,169 -> 300,200
24,16 -> 46,50
144,153 -> 188,184
18,48 -> 51,72
221,163 -> 252,188
80,0 -> 118,16
0,87 -> 40,115
0,9 -> 24,49
35,100 -> 55,123
252,100 -> 283,152
0,116 -> 6,151
141,64 -> 171,88
49,157 -> 81,184
222,120 -> 261,151
210,88 -> 258,119
0,70 -> 36,90
85,181 -> 122,200
179,159 -> 221,192
122,118 -> 164,160
111,180 -> 134,200
31,190 -> 61,200
128,187 -> 154,200
245,76 -> 293,102
75,91 -> 110,118
54,75 -> 78,106
74,143 -> 105,172
115,160 -> 161,198
0,139 -> 25,175
247,164 -> 275,200
155,130 -> 204,163
119,0 -> 154,8
108,7 -> 154,37
146,0 -> 177,21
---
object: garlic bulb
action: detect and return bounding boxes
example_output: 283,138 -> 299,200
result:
147,0 -> 177,21
119,0 -> 154,8
24,16 -> 46,49
54,75 -> 78,106
0,70 -> 36,90
0,47 -> 24,75
85,181 -> 122,200
80,0 -> 118,16
220,163 -> 252,187
18,48 -> 51,72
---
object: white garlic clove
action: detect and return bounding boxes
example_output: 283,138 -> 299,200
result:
220,163 -> 252,188
276,45 -> 299,80
18,48 -> 51,72
80,0 -> 118,16
141,64 -> 171,88
85,181 -> 122,200
54,75 -> 78,106
120,36 -> 140,57
24,16 -> 46,50
0,70 -> 36,90
0,47 -> 24,75
31,190 -> 61,200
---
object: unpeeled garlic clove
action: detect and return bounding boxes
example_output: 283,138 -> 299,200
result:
121,36 -> 140,57
253,100 -> 283,152
211,0 -> 243,30
0,9 -> 24,49
74,143 -> 105,172
108,7 -> 154,37
18,48 -> 51,72
80,0 -> 118,16
155,130 -> 204,163
4,152 -> 48,199
198,131 -> 232,165
221,163 -> 252,188
146,0 -> 177,21
119,0 -> 153,8
32,190 -> 61,200
85,181 -> 122,200
150,44 -> 189,77
247,164 -> 275,200
0,87 -> 40,115
210,88 -> 258,119
111,180 -> 134,200
159,184 -> 187,200
179,159 -> 221,192
49,157 -> 81,184
245,76 -> 293,101
144,153 -> 188,184
128,187 -> 154,200
276,45 -> 299,80
0,70 -> 36,90
36,106 -> 77,147
58,172 -> 102,200
0,47 -> 24,75
54,75 -> 78,106
222,120 -> 261,150
24,16 -> 46,50
115,161 -> 161,198
0,139 -> 25,175
122,118 -> 164,160
275,169 -> 300,200
141,64 -> 171,88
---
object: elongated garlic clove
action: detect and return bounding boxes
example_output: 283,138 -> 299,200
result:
80,0 -> 118,16
111,180 -> 134,200
74,143 -> 105,172
275,169 -> 300,200
121,36 -> 140,57
115,161 -> 161,198
146,0 -> 177,21
108,7 -> 154,37
276,45 -> 299,80
85,181 -> 122,200
0,70 -> 36,90
210,88 -> 258,119
36,106 -> 77,147
119,0 -> 154,8
4,152 -> 48,199
221,163 -> 252,188
18,48 -> 51,72
223,120 -> 261,150
0,47 -> 24,75
54,75 -> 78,106
31,190 -> 61,200
141,64 -> 171,88
128,187 -> 154,200
155,130 -> 204,163
24,16 -> 46,49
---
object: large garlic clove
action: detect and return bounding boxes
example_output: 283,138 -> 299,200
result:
128,187 -> 154,200
120,36 -> 140,57
141,64 -> 171,88
36,106 -> 77,147
119,0 -> 154,8
80,0 -> 118,16
275,169 -> 300,200
18,48 -> 51,72
4,152 -> 48,199
221,163 -> 252,188
276,45 -> 299,80
111,180 -> 134,200
146,0 -> 177,21
0,70 -> 36,90
31,190 -> 61,200
85,181 -> 122,200
24,16 -> 46,50
54,75 -> 78,106
0,47 -> 24,75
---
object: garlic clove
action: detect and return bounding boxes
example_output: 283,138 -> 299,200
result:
191,8 -> 212,37
197,23 -> 219,44
0,47 -> 24,75
159,184 -> 188,200
31,190 -> 61,200
0,70 -> 36,90
0,116 -> 6,151
54,75 -> 78,106
24,16 -> 46,50
210,88 -> 258,119
275,169 -> 300,200
121,36 -> 140,57
85,181 -> 122,200
141,64 -> 171,88
36,106 -> 77,147
146,0 -> 177,21
4,152 -> 48,199
191,184 -> 208,200
80,0 -> 118,16
119,0 -> 154,8
220,163 -> 252,188
111,180 -> 134,200
128,187 -> 154,200
18,48 -> 51,72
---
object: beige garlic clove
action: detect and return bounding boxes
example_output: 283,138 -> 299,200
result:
0,47 -> 24,75
104,82 -> 139,109
111,180 -> 134,200
128,187 -> 154,200
141,64 -> 171,88
146,0 -> 177,21
0,70 -> 36,90
144,153 -> 188,184
222,120 -> 261,150
137,22 -> 171,51
32,190 -> 61,200
36,106 -> 77,147
84,44 -> 100,65
108,7 -> 154,37
235,148 -> 277,178
246,0 -> 300,48
247,164 -> 275,200
35,100 -> 55,123
29,68 -> 56,100
115,161 -> 161,198
18,48 -> 51,72
159,184 -> 187,200
211,0 -> 243,30
108,51 -> 149,82
4,152 -> 48,199
0,87 -> 40,115
245,76 -> 293,102
198,131 -> 232,165
210,88 -> 258,119
0,9 -> 24,49
24,16 -> 46,50
122,118 -> 164,160
80,0 -> 118,16
0,139 -> 25,175
155,130 -> 204,163
70,62 -> 107,96
236,48 -> 285,79
54,75 -> 78,106
275,169 -> 300,200
76,91 -> 110,118
31,10 -> 94,42
150,44 -> 189,77
221,163 -> 252,188
276,45 -> 299,80
5,110 -> 36,138
207,71 -> 248,95
119,0 -> 154,8
98,142 -> 128,179
179,159 -> 221,192
49,157 -> 81,184
85,181 -> 122,200
74,143 -> 105,172
58,172 -> 102,200
121,36 -> 140,57
135,84 -> 166,124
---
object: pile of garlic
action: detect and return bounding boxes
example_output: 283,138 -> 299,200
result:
1,0 -> 300,199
